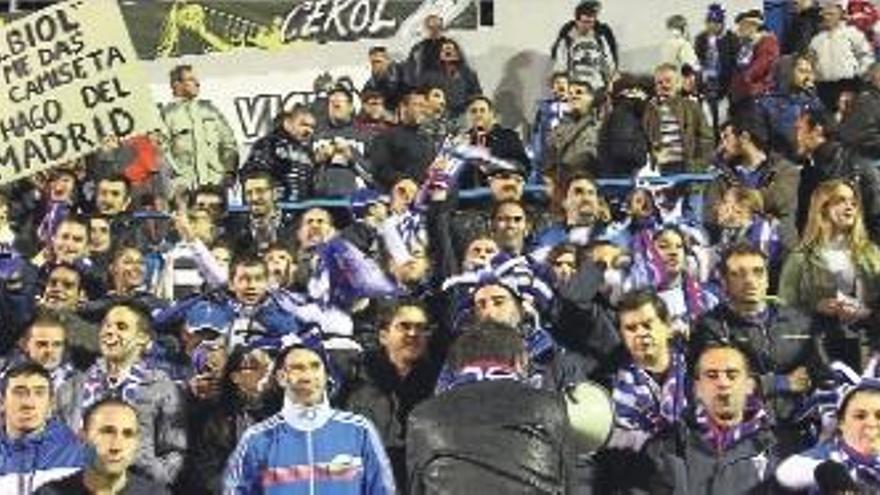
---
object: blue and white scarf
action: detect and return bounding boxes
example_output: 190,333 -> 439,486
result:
833,437 -> 880,488
695,396 -> 771,453
435,360 -> 523,394
81,360 -> 149,410
307,237 -> 399,308
613,342 -> 688,435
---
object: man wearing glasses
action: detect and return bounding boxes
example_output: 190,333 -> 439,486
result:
342,300 -> 440,488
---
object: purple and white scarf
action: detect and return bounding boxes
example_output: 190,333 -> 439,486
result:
695,396 -> 771,453
833,437 -> 880,488
613,342 -> 689,435
81,360 -> 149,410
435,360 -> 523,394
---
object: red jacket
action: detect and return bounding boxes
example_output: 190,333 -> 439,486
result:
731,33 -> 780,102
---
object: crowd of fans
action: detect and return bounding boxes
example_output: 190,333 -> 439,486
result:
10,0 -> 880,493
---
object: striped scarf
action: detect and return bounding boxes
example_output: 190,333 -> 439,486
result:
37,200 -> 69,245
695,396 -> 770,453
435,360 -> 523,394
307,237 -> 399,308
613,342 -> 688,435
832,437 -> 880,488
81,360 -> 148,410
745,216 -> 783,266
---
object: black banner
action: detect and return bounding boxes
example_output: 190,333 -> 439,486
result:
119,0 -> 479,59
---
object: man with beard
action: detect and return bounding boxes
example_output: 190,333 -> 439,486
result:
94,175 -> 137,248
532,173 -> 606,261
242,105 -> 317,202
490,200 -> 531,256
631,343 -> 779,493
692,244 -> 822,454
56,303 -> 187,488
228,170 -> 297,256
342,300 -> 440,489
702,111 -> 800,249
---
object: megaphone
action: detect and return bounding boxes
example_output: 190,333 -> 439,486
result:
564,381 -> 615,453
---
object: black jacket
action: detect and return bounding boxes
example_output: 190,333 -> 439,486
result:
407,379 -> 573,495
694,30 -> 739,94
839,86 -> 880,160
692,304 -> 826,422
180,398 -> 277,495
225,211 -> 298,257
798,141 -> 880,244
370,124 -> 437,193
421,64 -> 483,118
636,414 -> 780,495
551,261 -> 620,384
35,471 -> 171,495
242,129 -> 315,202
458,125 -> 529,190
783,6 -> 822,55
342,350 -> 440,488
598,97 -> 650,178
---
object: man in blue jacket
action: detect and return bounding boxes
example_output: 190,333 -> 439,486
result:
0,362 -> 86,494
223,344 -> 395,494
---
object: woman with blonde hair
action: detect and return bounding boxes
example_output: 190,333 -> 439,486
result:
779,179 -> 880,368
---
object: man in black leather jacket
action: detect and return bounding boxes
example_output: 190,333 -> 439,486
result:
407,322 -> 574,494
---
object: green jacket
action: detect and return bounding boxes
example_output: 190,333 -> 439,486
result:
778,246 -> 880,313
161,98 -> 239,189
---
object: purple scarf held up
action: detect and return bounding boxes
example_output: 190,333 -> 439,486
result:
307,237 -> 400,308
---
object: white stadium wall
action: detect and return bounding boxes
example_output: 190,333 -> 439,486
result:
142,0 -> 763,150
